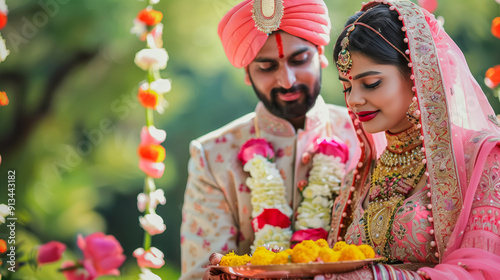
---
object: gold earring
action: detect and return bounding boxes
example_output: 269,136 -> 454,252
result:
406,97 -> 420,127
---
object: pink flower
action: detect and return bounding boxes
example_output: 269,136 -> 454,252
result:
141,126 -> 166,145
37,241 -> 66,265
316,137 -> 349,163
133,247 -> 165,268
139,214 -> 166,235
139,159 -> 165,178
418,0 -> 438,13
237,138 -> 275,165
77,233 -> 126,278
61,260 -> 95,280
251,208 -> 291,232
290,228 -> 328,248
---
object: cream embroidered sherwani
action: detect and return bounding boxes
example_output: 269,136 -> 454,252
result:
179,97 -> 358,280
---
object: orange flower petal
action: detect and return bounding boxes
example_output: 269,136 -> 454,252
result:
0,239 -> 7,254
0,12 -> 7,30
137,9 -> 163,26
485,65 -> 500,89
137,88 -> 159,109
138,144 -> 166,163
492,17 -> 500,39
0,91 -> 8,106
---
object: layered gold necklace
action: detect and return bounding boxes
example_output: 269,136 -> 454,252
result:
363,125 -> 426,259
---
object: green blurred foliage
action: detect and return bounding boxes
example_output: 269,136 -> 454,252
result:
0,0 -> 498,279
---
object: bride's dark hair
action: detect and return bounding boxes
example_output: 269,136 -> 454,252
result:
333,4 -> 411,76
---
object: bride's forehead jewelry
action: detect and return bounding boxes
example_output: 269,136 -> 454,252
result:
336,10 -> 411,76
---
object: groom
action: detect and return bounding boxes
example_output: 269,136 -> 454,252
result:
180,1 -> 359,279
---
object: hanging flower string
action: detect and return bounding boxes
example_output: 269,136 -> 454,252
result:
132,0 -> 170,278
485,2 -> 500,100
0,0 -> 8,168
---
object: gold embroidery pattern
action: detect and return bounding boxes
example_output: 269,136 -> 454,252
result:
252,0 -> 284,34
393,0 -> 462,260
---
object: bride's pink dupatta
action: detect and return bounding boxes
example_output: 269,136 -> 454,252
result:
330,1 -> 500,279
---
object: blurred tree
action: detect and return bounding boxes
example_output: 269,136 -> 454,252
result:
0,0 -> 498,279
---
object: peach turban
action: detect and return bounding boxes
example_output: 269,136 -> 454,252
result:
218,0 -> 331,68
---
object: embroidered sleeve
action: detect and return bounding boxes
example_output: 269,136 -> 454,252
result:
179,140 -> 238,280
460,146 -> 500,255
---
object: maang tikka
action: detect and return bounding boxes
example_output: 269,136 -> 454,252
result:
336,11 -> 370,76
336,6 -> 410,76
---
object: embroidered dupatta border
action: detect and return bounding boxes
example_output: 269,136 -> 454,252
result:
393,0 -> 462,261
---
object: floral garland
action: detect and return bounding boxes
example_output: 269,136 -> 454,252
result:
293,138 -> 348,245
238,136 -> 348,251
0,0 -> 8,166
131,1 -> 170,279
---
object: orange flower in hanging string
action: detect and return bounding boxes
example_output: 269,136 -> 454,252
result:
131,6 -> 164,43
0,11 -> 6,30
485,65 -> 500,89
138,144 -> 166,163
492,17 -> 500,39
137,8 -> 163,27
0,0 -> 7,30
137,79 -> 171,112
0,91 -> 8,106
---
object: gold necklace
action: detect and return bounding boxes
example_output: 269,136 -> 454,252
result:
363,126 -> 426,259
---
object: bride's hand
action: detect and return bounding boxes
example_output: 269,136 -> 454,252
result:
202,253 -> 241,280
314,267 -> 373,280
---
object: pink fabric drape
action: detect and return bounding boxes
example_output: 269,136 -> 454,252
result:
330,0 -> 500,278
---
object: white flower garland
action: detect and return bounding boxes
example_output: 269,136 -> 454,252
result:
244,153 -> 345,252
295,153 -> 345,231
243,155 -> 293,252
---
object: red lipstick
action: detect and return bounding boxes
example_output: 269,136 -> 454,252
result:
356,110 -> 379,122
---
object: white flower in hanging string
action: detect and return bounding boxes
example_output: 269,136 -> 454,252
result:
134,48 -> 169,71
0,0 -> 9,63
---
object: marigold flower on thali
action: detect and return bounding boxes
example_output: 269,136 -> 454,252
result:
271,249 -> 292,264
0,91 -> 8,106
291,240 -> 320,263
137,8 -> 163,26
332,241 -> 347,252
358,244 -> 375,259
318,247 -> 339,262
250,247 -> 276,265
315,239 -> 329,248
338,244 -> 365,261
138,144 -> 166,163
230,254 -> 251,266
220,251 -> 251,266
219,252 -> 236,266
